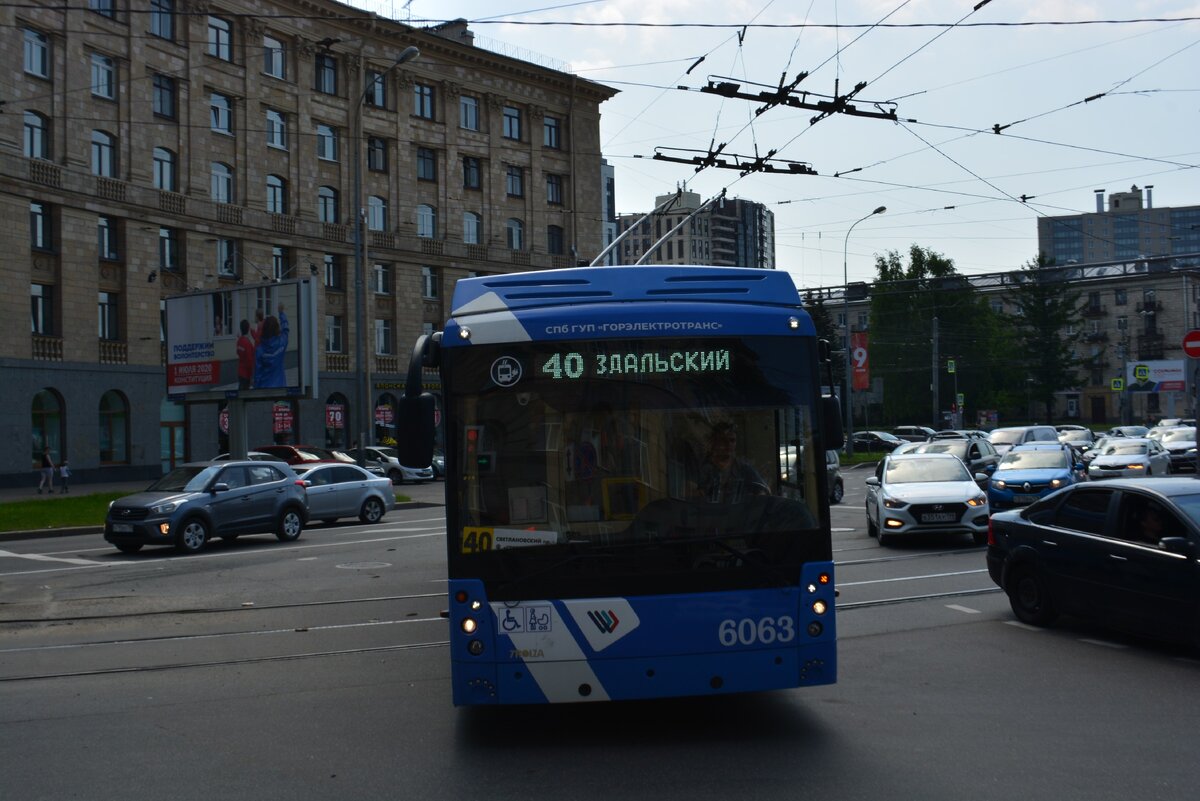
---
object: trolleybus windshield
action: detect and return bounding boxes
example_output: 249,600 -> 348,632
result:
445,336 -> 827,601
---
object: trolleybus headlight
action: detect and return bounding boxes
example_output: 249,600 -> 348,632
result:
467,640 -> 485,656
812,600 -> 828,615
461,618 -> 478,635
787,316 -> 800,330
471,600 -> 482,610
458,327 -> 472,340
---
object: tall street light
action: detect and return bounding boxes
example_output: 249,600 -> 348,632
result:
354,45 -> 419,466
843,205 -> 886,455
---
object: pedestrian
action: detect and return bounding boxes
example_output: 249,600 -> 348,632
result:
37,446 -> 54,494
58,459 -> 71,494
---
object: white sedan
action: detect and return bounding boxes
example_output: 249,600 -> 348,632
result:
865,452 -> 990,546
1087,437 -> 1171,478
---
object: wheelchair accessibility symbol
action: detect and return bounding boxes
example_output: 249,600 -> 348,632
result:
491,357 -> 523,387
498,604 -> 553,634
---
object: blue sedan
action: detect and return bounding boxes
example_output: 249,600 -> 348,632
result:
987,443 -> 1084,510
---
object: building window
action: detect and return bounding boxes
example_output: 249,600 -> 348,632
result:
266,109 -> 287,149
89,0 -> 116,19
544,115 -> 562,149
316,124 -> 338,161
90,130 -> 116,177
460,95 -> 479,130
150,0 -> 175,41
506,165 -> 524,197
325,315 -> 343,353
159,227 -> 178,270
23,111 -> 49,159
24,29 -> 50,78
31,285 -> 54,334
153,147 -> 176,191
413,83 -> 435,119
317,186 -> 339,223
368,196 -> 388,231
323,254 -> 343,290
263,35 -> 285,78
367,137 -> 388,172
417,204 -> 436,239
506,218 -> 524,250
375,319 -> 393,355
417,147 -> 437,181
91,54 -> 116,99
272,246 -> 290,280
152,74 -> 176,118
503,106 -> 522,140
216,238 -> 238,277
1114,288 -> 1127,306
210,162 -> 234,204
266,174 -> 287,214
463,212 -> 481,245
547,173 -> 563,205
99,391 -> 129,464
315,54 -> 337,95
98,292 -> 119,340
365,70 -> 387,108
463,156 -> 481,189
210,92 -> 233,134
207,16 -> 231,61
98,215 -> 119,261
421,266 -> 438,299
373,262 -> 392,295
547,225 -> 565,255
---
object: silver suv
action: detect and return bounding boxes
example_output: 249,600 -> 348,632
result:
105,461 -> 309,554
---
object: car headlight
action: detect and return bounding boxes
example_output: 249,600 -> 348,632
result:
1049,478 -> 1065,488
966,495 -> 987,507
1127,463 -> 1145,470
150,500 -> 182,515
992,479 -> 1007,490
883,497 -> 908,509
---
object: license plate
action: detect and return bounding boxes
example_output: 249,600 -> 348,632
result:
1013,494 -> 1040,504
921,512 -> 956,523
112,523 -> 133,533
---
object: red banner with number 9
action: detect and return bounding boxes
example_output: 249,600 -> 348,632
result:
851,332 -> 869,391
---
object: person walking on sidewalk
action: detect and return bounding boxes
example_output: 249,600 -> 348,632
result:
58,459 -> 71,494
37,446 -> 54,494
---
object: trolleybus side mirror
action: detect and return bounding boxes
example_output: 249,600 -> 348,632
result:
822,395 -> 844,451
395,334 -> 437,469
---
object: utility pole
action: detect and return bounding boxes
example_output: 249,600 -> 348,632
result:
931,316 -> 939,429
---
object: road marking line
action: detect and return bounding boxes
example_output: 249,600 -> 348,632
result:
1079,638 -> 1126,649
946,604 -> 980,614
840,568 -> 988,586
0,549 -> 107,567
1003,621 -> 1043,631
831,527 -> 856,532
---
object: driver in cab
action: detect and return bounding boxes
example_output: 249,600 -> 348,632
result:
693,421 -> 769,503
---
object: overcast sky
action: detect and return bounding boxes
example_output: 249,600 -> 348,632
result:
346,1 -> 1200,290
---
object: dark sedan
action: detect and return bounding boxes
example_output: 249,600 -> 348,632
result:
851,431 -> 904,453
987,478 -> 1200,645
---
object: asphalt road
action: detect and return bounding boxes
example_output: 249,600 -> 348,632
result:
1,471 -> 1197,801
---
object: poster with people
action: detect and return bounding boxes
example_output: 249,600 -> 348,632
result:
165,279 -> 316,401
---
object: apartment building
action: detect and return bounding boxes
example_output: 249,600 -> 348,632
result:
616,189 -> 775,269
1038,186 -> 1200,266
0,1 -> 615,487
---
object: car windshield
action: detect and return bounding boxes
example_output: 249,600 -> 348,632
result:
1162,428 -> 1196,443
148,465 -> 221,492
875,432 -> 901,442
989,430 -> 1022,446
1103,443 -> 1148,455
886,459 -> 971,483
375,447 -> 399,459
1062,431 -> 1093,442
918,441 -> 967,458
998,450 -> 1068,470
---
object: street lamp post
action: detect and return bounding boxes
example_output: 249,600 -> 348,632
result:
843,205 -> 886,455
354,45 -> 419,466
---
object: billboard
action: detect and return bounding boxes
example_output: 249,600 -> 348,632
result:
1125,359 -> 1185,392
851,331 -> 870,391
165,279 -> 318,401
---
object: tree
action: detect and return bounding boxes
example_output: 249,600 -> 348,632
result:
803,291 -> 843,392
1005,255 -> 1084,423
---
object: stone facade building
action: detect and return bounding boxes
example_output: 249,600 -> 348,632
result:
1,1 -> 615,487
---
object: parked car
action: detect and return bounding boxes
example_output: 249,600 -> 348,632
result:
1107,425 -> 1150,438
987,478 -> 1200,644
104,461 -> 308,554
347,446 -> 434,484
864,453 -> 990,546
293,463 -> 395,525
907,437 -> 1000,477
431,447 -> 446,479
1087,437 -> 1171,478
826,449 -> 844,504
212,451 -> 286,461
987,443 -> 1085,511
891,425 -> 936,443
1057,428 -> 1095,451
1158,426 -> 1197,473
988,425 -> 1059,456
851,430 -> 904,453
254,444 -> 353,465
930,429 -> 989,441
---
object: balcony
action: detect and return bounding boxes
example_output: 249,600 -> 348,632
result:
375,356 -> 400,375
32,334 -> 62,361
1137,300 -> 1163,314
325,353 -> 350,372
1138,331 -> 1164,360
1081,304 -> 1107,318
99,340 -> 128,364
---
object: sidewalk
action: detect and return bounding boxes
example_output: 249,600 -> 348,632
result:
0,479 -> 152,505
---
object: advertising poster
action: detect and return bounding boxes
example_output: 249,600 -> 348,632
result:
165,280 -> 316,401
851,331 -> 870,391
1126,360 -> 1185,392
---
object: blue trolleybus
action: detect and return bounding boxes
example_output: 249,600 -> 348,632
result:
396,266 -> 843,705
